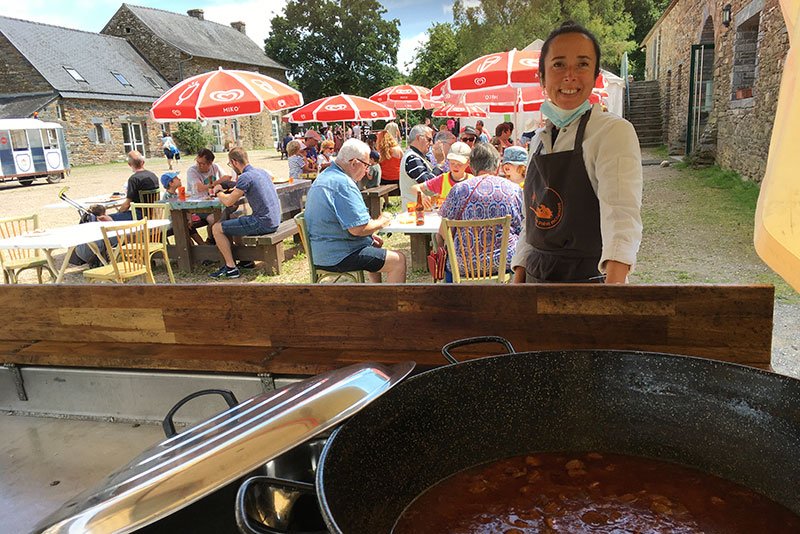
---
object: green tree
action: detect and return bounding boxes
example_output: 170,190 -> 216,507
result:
172,122 -> 213,154
407,23 -> 461,89
265,0 -> 402,101
624,0 -> 670,79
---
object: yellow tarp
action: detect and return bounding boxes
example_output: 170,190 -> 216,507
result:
754,0 -> 800,292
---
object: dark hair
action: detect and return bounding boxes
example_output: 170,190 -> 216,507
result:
495,123 -> 511,137
539,21 -> 601,84
197,148 -> 215,162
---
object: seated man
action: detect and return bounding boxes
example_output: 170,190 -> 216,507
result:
111,150 -> 158,221
187,148 -> 226,198
209,147 -> 281,279
305,139 -> 406,283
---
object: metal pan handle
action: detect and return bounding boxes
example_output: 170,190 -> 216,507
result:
235,476 -> 326,534
441,336 -> 516,364
162,388 -> 239,438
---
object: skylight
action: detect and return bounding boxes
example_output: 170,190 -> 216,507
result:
143,75 -> 162,90
63,66 -> 86,83
112,72 -> 131,86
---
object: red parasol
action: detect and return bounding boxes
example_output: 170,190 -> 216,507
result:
432,103 -> 488,118
283,94 -> 395,123
150,68 -> 303,122
370,84 -> 438,110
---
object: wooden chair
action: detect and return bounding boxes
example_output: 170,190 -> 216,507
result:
131,202 -> 175,283
0,214 -> 56,284
138,188 -> 161,204
83,219 -> 155,284
294,211 -> 365,283
443,215 -> 511,284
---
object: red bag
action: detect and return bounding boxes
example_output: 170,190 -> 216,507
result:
427,248 -> 447,282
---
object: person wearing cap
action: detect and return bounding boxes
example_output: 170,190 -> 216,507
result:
160,171 -> 207,246
411,141 -> 473,210
437,142 -> 523,282
361,149 -> 382,189
304,129 -> 321,164
287,140 -> 315,180
501,146 -> 528,188
511,22 -> 642,285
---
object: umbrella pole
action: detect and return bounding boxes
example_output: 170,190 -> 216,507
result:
405,109 -> 408,143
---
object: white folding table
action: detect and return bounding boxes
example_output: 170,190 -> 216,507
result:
0,219 -> 170,283
381,214 -> 442,271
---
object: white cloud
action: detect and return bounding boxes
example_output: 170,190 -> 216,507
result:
443,0 -> 480,15
397,31 -> 429,75
203,1 -> 288,47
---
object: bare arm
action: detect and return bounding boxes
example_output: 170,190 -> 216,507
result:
348,212 -> 392,236
604,260 -> 629,283
215,187 -> 244,207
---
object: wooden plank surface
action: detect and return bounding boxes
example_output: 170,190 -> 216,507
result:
0,284 -> 774,373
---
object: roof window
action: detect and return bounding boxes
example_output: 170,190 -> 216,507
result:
143,75 -> 163,90
64,66 -> 86,83
112,72 -> 131,86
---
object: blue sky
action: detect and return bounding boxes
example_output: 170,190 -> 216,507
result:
0,0 -> 470,74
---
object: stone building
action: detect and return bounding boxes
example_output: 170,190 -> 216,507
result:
102,5 -> 288,151
642,0 -> 789,181
0,15 -> 171,166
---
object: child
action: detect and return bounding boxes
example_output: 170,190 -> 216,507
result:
501,146 -> 528,188
160,171 -> 206,245
287,140 -> 315,179
361,149 -> 382,189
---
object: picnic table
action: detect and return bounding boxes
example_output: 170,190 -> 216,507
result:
381,213 -> 441,271
167,179 -> 311,272
0,219 -> 170,283
44,193 -> 127,211
361,183 -> 399,218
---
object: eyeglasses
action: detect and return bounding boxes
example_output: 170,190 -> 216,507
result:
424,136 -> 433,143
352,158 -> 370,167
461,137 -> 476,143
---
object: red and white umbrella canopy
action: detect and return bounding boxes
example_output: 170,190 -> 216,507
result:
283,94 -> 395,123
370,84 -> 438,110
432,103 -> 488,118
432,49 -> 541,99
151,68 -> 303,122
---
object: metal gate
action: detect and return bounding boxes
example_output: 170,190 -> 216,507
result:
686,43 -> 715,154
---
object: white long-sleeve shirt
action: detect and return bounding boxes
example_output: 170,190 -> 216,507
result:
511,104 -> 643,273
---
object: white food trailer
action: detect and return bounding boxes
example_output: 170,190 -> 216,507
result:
0,118 -> 69,186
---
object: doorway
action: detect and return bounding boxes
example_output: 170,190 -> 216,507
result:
122,122 -> 146,156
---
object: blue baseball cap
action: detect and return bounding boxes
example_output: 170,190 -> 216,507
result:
501,146 -> 528,166
160,171 -> 179,189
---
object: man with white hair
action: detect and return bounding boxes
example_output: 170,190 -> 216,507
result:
305,139 -> 407,283
399,123 -> 441,205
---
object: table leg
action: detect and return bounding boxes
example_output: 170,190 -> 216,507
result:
86,242 -> 108,266
170,210 -> 194,272
409,234 -> 433,271
46,247 -> 74,284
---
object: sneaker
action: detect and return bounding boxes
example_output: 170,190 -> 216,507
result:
237,260 -> 256,269
210,265 -> 240,279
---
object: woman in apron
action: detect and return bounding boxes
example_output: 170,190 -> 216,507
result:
512,22 -> 643,284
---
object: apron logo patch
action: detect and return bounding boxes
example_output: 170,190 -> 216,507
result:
531,188 -> 563,229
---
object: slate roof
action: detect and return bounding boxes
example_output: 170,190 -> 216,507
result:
0,93 -> 57,119
0,15 -> 170,102
117,4 -> 286,71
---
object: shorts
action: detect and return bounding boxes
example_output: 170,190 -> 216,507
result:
317,245 -> 386,273
220,215 -> 277,236
163,148 -> 174,160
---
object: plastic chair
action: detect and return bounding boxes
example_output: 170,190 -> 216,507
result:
131,202 -> 175,283
0,214 -> 56,284
294,211 -> 365,283
443,215 -> 511,283
83,219 -> 155,284
138,188 -> 161,203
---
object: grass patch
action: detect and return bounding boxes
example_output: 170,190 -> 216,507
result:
651,144 -> 669,158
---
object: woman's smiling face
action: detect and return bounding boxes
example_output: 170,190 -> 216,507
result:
542,32 -> 597,110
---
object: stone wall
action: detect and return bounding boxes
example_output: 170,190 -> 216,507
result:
644,0 -> 789,182
0,34 -> 51,94
36,98 -> 163,166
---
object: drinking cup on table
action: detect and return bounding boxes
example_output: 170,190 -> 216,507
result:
178,186 -> 186,201
407,202 -> 416,213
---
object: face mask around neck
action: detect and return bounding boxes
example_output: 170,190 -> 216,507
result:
540,99 -> 592,129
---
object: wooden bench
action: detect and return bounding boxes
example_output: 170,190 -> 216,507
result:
362,184 -> 399,218
0,284 -> 775,375
239,219 -> 299,275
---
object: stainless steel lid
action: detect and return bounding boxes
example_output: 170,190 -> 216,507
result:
33,361 -> 415,534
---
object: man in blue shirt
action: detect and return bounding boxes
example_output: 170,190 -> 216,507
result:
209,147 -> 281,279
305,139 -> 406,283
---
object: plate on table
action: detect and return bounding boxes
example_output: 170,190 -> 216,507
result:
395,213 -> 416,225
108,195 -> 125,201
22,229 -> 50,237
272,176 -> 291,184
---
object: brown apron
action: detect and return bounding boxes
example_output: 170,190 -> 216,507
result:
523,110 -> 604,283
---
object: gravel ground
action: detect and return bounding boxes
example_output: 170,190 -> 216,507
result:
2,147 -> 798,377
